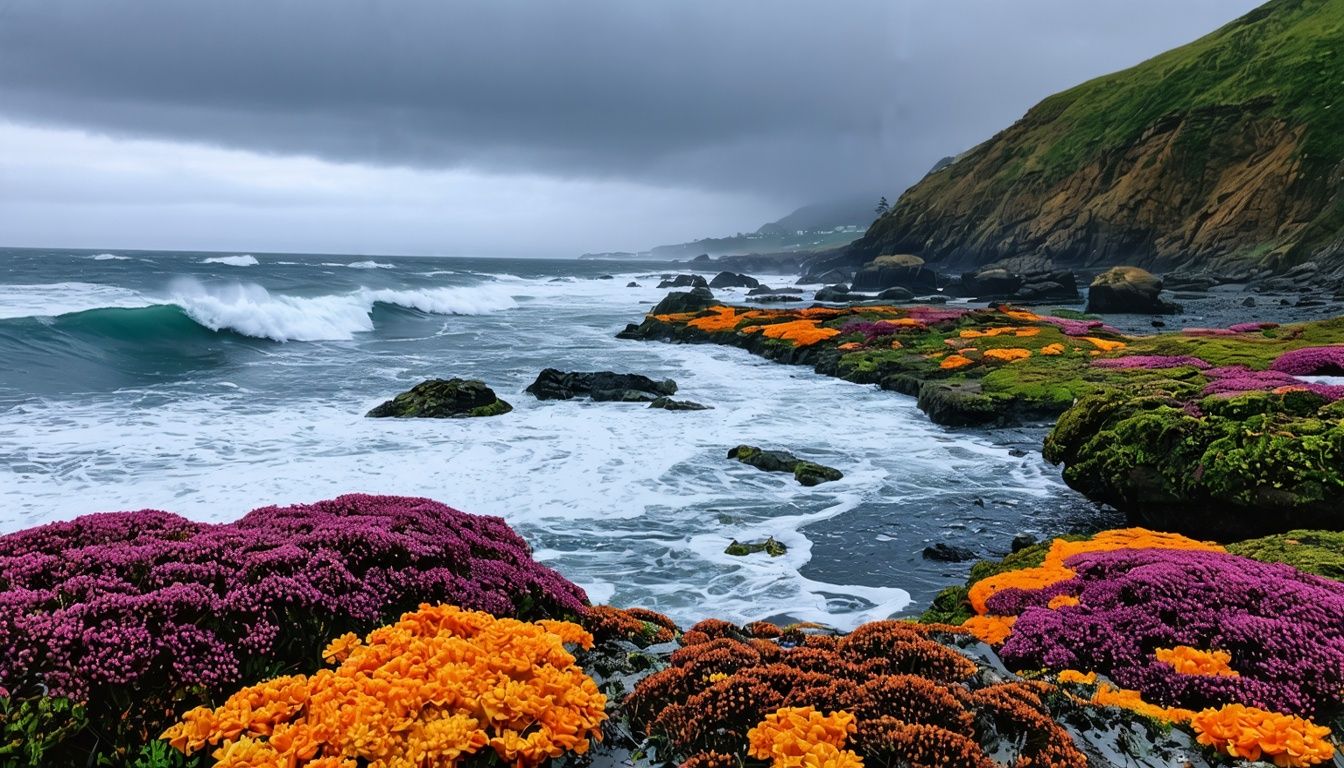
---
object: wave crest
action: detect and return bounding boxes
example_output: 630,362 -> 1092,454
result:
202,254 -> 259,267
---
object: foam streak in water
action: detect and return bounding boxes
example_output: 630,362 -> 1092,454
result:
202,254 -> 259,267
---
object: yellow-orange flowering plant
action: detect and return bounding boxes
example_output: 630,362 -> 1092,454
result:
162,604 -> 607,768
747,707 -> 863,768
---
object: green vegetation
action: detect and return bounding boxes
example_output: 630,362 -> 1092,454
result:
1228,529 -> 1344,579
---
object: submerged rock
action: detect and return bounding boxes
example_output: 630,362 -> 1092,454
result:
1086,267 -> 1181,314
922,543 -> 977,562
727,445 -> 843,486
526,369 -> 677,402
366,378 -> 513,418
724,537 -> 787,557
648,397 -> 711,411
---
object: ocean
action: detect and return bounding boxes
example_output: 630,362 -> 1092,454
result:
0,246 -> 1110,628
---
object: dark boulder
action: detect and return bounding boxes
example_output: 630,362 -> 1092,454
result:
877,286 -> 915,301
690,254 -> 713,264
851,254 -> 939,292
1085,267 -> 1181,314
922,543 -> 976,562
526,369 -> 677,402
813,284 -> 852,302
367,378 -> 512,418
960,258 -> 1079,302
1011,534 -> 1038,553
657,274 -> 709,289
709,271 -> 761,289
649,397 -> 711,411
727,445 -> 843,486
754,294 -> 804,303
748,285 -> 802,296
626,281 -> 641,288
651,288 -> 718,315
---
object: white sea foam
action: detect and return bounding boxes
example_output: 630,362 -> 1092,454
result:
345,260 -> 394,270
202,254 -> 259,267
0,282 -> 152,319
0,267 -> 1073,629
89,253 -> 130,261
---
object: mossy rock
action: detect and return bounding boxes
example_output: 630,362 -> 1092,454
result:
1228,530 -> 1344,581
728,445 -> 843,486
725,537 -> 788,557
367,379 -> 513,418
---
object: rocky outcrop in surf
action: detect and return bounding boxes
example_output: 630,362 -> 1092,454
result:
526,368 -> 678,402
367,378 -> 513,418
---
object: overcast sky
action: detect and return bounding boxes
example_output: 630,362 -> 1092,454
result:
0,0 -> 1262,258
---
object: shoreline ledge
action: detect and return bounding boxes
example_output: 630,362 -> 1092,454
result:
619,294 -> 1344,538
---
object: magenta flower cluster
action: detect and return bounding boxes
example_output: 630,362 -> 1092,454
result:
1037,314 -> 1118,337
905,306 -> 967,325
1201,365 -> 1344,402
840,319 -> 911,340
1092,355 -> 1211,370
1227,322 -> 1278,333
1270,345 -> 1344,376
991,548 -> 1344,717
0,494 -> 586,713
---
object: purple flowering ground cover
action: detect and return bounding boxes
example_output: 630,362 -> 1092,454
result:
992,547 -> 1344,718
0,493 -> 587,753
1271,345 -> 1344,376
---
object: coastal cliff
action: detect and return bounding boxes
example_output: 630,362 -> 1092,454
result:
845,0 -> 1344,275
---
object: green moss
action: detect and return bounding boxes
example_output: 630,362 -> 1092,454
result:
1228,529 -> 1344,580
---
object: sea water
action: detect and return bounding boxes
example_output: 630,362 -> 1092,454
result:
0,247 -> 1108,628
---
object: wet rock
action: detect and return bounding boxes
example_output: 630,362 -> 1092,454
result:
1242,296 -> 1257,307
526,369 -> 677,402
598,275 -> 614,280
1011,534 -> 1038,553
725,537 -> 787,557
1085,267 -> 1181,314
813,284 -> 852,302
851,254 -> 940,292
796,268 -> 849,285
657,274 -> 708,289
753,294 -> 804,303
877,286 -> 915,301
922,543 -> 976,562
650,288 -> 718,315
748,285 -> 803,296
626,281 -> 641,288
649,397 -> 711,411
709,271 -> 760,289
367,378 -> 512,418
727,445 -> 843,486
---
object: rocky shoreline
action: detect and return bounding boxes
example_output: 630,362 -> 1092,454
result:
619,293 -> 1344,538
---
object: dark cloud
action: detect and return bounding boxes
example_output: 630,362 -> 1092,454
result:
0,0 -> 1262,207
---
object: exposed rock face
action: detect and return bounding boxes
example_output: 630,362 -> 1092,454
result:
954,256 -> 1080,302
526,369 -> 677,402
851,254 -> 939,293
657,274 -> 708,289
1086,267 -> 1181,314
367,378 -> 513,418
837,1 -> 1344,276
724,537 -> 787,557
708,271 -> 760,289
727,445 -> 843,486
650,288 -> 718,315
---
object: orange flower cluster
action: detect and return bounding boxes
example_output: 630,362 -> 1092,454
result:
1047,595 -> 1080,610
940,354 -> 975,370
1055,670 -> 1097,685
982,348 -> 1032,363
582,605 -> 678,647
742,319 -> 842,347
962,615 -> 1015,645
958,326 -> 1037,339
687,306 -> 748,332
1080,336 -> 1127,352
1041,343 -> 1066,355
746,707 -> 861,768
1154,646 -> 1238,677
1090,683 -> 1196,724
628,619 -> 1086,768
162,604 -> 607,768
999,309 -> 1041,322
1191,704 -> 1335,767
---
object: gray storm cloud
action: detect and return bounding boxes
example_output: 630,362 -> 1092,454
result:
0,0 -> 1262,206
